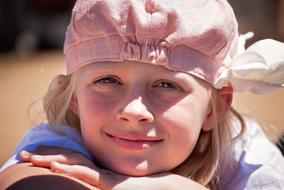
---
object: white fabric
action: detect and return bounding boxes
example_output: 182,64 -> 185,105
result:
219,118 -> 284,189
1,120 -> 284,189
216,39 -> 284,94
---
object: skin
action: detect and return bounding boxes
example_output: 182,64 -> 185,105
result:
0,163 -> 96,190
0,61 -> 235,190
0,148 -> 209,190
71,61 -> 212,176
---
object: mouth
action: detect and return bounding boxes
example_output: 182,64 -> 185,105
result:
106,133 -> 164,150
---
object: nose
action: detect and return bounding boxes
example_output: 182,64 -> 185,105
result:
116,97 -> 154,124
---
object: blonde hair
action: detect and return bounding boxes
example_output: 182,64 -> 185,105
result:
43,73 -> 245,189
43,74 -> 80,131
172,89 -> 245,189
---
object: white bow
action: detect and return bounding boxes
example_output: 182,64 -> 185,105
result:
215,35 -> 284,94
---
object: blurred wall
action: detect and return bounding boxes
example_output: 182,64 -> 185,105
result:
229,0 -> 278,41
1,0 -> 283,53
0,1 -> 19,52
0,0 -> 75,54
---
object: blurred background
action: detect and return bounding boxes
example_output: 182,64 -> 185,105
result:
0,0 -> 284,166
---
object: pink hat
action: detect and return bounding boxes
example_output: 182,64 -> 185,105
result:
64,0 -> 284,93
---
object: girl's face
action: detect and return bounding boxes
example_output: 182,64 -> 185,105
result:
72,61 -> 212,176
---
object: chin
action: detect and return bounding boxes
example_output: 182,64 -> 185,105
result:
111,162 -> 171,177
116,168 -> 152,177
103,161 -> 160,177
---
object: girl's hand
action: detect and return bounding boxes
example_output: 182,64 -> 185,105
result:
49,163 -> 209,190
19,147 -> 126,189
19,147 -> 108,189
20,147 -> 94,169
19,148 -> 208,190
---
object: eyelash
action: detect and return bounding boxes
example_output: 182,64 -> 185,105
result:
94,76 -> 122,85
93,76 -> 181,90
154,81 -> 180,90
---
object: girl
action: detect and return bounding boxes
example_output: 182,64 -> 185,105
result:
1,0 -> 284,189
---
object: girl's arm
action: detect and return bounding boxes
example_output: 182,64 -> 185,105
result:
0,162 -> 99,190
16,148 -> 208,190
49,162 -> 208,190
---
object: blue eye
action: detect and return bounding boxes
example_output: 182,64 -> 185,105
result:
95,76 -> 122,85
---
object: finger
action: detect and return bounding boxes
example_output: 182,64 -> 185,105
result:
30,154 -> 71,168
32,146 -> 93,166
20,150 -> 71,167
50,162 -> 104,189
19,150 -> 33,162
20,147 -> 95,170
32,153 -> 94,167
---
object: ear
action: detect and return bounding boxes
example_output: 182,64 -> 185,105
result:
218,84 -> 233,113
202,85 -> 233,131
69,94 -> 79,116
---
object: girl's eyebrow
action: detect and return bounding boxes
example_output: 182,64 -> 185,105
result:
80,62 -> 195,84
81,64 -> 118,75
159,71 -> 194,81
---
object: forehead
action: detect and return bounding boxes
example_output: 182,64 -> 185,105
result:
79,61 -> 173,74
77,61 -> 211,88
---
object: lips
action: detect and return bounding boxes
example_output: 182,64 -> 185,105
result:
106,133 -> 163,150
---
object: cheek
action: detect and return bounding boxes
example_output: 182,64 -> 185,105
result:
157,107 -> 202,167
76,91 -> 119,128
159,98 -> 209,154
78,91 -> 116,115
160,98 -> 207,133
162,107 -> 202,144
77,92 -> 119,152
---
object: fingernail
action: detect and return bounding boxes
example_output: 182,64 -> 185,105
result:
53,162 -> 66,170
21,150 -> 32,158
52,162 -> 66,174
52,161 -> 61,167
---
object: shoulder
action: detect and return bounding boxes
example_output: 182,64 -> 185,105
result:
233,118 -> 283,168
16,123 -> 83,147
0,123 -> 92,172
244,165 -> 284,189
13,123 -> 82,152
0,163 -> 97,190
221,118 -> 284,190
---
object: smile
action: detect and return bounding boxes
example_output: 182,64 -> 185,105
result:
106,133 -> 164,150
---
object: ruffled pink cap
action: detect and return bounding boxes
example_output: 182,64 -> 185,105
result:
64,0 -> 239,87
